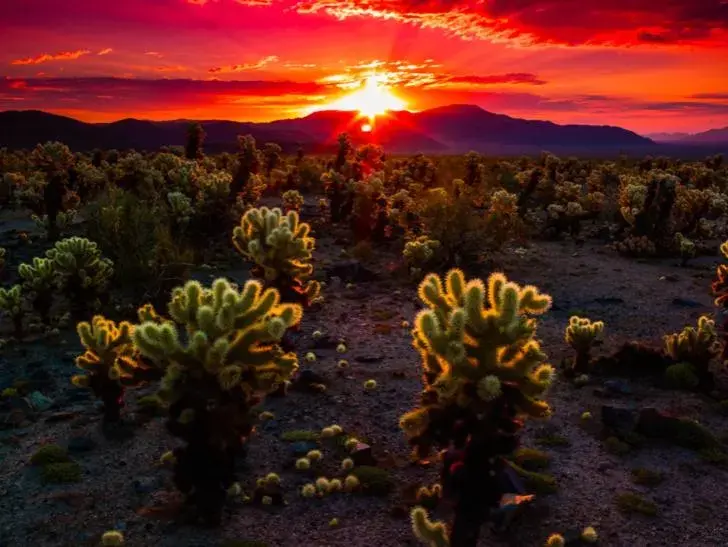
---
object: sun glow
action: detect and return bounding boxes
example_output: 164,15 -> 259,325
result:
325,74 -> 407,120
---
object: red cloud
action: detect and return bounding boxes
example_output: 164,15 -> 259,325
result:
11,49 -> 92,65
445,73 -> 547,86
293,0 -> 728,46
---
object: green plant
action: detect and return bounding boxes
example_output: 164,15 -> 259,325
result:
0,285 -> 24,338
72,316 -> 155,423
615,492 -> 658,516
41,461 -> 82,484
30,444 -> 70,465
400,268 -> 554,546
133,277 -> 302,525
564,316 -> 604,375
411,507 -> 450,547
18,257 -> 56,324
349,466 -> 393,496
46,237 -> 113,320
282,190 -> 304,213
233,206 -> 321,305
663,315 -> 719,390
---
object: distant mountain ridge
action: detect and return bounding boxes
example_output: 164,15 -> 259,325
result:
0,106 -> 726,157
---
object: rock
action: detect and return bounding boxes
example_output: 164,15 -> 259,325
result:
672,297 -> 703,308
27,391 -> 53,412
291,441 -> 318,457
68,435 -> 96,453
601,405 -> 638,435
351,442 -> 376,466
325,259 -> 379,283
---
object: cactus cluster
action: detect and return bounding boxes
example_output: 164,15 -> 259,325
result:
564,316 -> 604,375
46,236 -> 114,319
663,315 -> 719,390
233,206 -> 321,305
401,268 -> 554,545
132,277 -> 302,523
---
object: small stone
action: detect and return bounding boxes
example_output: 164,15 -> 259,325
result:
27,391 -> 53,412
601,405 -> 638,436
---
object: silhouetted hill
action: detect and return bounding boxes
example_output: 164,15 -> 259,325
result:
680,127 -> 728,145
1,106 -> 725,157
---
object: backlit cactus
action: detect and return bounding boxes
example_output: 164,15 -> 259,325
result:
663,315 -> 719,390
73,316 -> 152,423
46,237 -> 113,319
401,268 -> 554,546
233,206 -> 321,305
411,507 -> 450,547
282,189 -> 304,213
132,277 -> 302,524
18,257 -> 56,324
564,316 -> 604,375
0,285 -> 24,338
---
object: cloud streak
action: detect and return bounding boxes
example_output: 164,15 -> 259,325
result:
11,49 -> 92,65
293,0 -> 728,46
209,55 -> 280,73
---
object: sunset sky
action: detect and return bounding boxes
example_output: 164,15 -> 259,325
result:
2,0 -> 728,134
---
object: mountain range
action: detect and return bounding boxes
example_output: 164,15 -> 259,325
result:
649,127 -> 728,145
1,106 -> 726,157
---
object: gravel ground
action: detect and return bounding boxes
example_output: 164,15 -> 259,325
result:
1,210 -> 728,547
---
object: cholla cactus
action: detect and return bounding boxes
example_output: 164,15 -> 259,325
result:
663,315 -> 719,390
73,316 -> 152,423
167,191 -> 194,228
401,269 -> 553,545
32,209 -> 77,239
132,278 -> 302,524
233,206 -> 321,305
403,237 -> 441,278
713,241 -> 728,308
564,316 -> 604,375
282,190 -> 304,213
674,233 -> 696,266
18,257 -> 56,324
0,285 -> 24,338
46,237 -> 113,319
411,507 -> 449,547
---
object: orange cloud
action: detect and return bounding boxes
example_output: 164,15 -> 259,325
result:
11,49 -> 92,65
209,55 -> 279,73
97,48 -> 113,55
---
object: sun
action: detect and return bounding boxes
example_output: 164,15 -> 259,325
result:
325,74 -> 407,122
